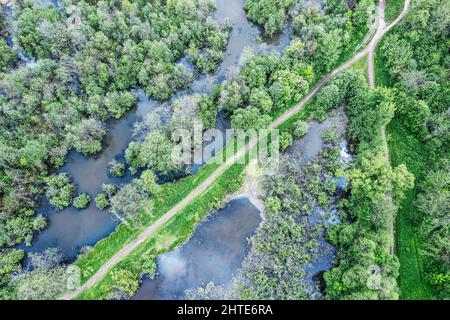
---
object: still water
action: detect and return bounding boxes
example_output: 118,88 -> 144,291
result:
133,197 -> 261,300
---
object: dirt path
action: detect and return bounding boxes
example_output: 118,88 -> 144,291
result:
62,0 -> 411,300
368,0 -> 411,88
366,0 -> 411,255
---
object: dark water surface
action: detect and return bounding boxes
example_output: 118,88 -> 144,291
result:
23,0 -> 290,261
133,197 -> 261,300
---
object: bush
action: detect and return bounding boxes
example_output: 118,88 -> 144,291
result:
73,194 -> 91,209
279,132 -> 293,151
109,160 -> 126,177
134,170 -> 159,195
292,120 -> 309,138
141,250 -> 157,278
95,193 -> 109,210
110,268 -> 139,297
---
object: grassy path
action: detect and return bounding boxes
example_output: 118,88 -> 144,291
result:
388,119 -> 433,299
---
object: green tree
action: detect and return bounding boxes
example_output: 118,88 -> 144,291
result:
135,170 -> 159,195
269,69 -> 309,110
104,91 -> 137,119
244,0 -> 297,36
292,120 -> 309,138
219,74 -> 250,112
313,83 -> 343,121
109,160 -> 126,177
73,194 -> 91,209
380,34 -> 415,78
45,174 -> 75,209
249,88 -> 273,114
67,118 -> 106,156
110,184 -> 149,227
136,131 -> 182,175
315,29 -> 342,73
279,131 -> 293,151
198,95 -> 218,129
110,268 -> 139,297
396,94 -> 431,139
0,39 -> 15,71
16,267 -> 67,300
230,107 -> 271,131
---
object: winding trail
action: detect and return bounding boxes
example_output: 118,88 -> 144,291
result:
62,0 -> 411,300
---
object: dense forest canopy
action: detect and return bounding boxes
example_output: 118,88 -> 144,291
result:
0,0 -> 448,301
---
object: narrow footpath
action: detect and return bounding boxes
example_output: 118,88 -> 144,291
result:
62,0 -> 411,300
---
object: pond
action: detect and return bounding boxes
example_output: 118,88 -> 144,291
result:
9,0 -> 350,299
133,197 -> 261,300
23,0 -> 291,262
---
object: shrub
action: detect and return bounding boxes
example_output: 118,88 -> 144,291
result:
95,193 -> 109,210
109,160 -> 126,177
45,174 -> 75,209
292,120 -> 309,138
73,194 -> 91,209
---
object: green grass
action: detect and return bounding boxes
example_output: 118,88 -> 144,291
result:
387,119 -> 434,300
351,55 -> 368,81
385,0 -> 405,23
